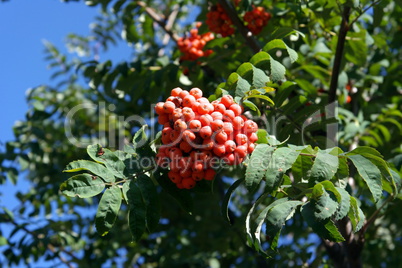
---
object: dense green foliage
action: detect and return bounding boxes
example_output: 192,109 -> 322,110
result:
1,0 -> 402,267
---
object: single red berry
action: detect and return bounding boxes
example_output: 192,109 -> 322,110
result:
163,101 -> 176,114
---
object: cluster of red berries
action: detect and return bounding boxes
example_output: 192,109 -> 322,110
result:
154,87 -> 259,189
243,6 -> 271,35
206,4 -> 235,37
206,4 -> 271,37
177,24 -> 214,61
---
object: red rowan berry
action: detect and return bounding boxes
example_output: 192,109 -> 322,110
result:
179,90 -> 190,99
248,143 -> 255,154
213,144 -> 226,157
224,140 -> 236,153
235,133 -> 248,145
214,130 -> 228,144
223,153 -> 236,165
192,160 -> 204,173
183,129 -> 196,142
229,103 -> 243,116
248,132 -> 258,143
211,119 -> 224,132
222,122 -> 233,136
200,126 -> 213,139
202,138 -> 214,150
158,114 -> 169,125
190,88 -> 203,99
211,111 -> 223,121
192,171 -> 205,181
235,145 -> 248,158
221,95 -> 234,108
199,114 -> 213,126
155,102 -> 165,115
183,94 -> 196,107
223,109 -> 235,122
188,119 -> 202,132
179,140 -> 193,153
182,178 -> 196,189
214,103 -> 226,113
163,101 -> 176,113
171,87 -> 183,97
204,168 -> 216,180
174,119 -> 187,131
233,116 -> 245,130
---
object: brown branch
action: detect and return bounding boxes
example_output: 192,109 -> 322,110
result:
328,6 -> 351,104
136,1 -> 180,42
217,0 -> 261,53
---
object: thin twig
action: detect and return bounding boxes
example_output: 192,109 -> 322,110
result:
349,0 -> 383,27
217,0 -> 261,53
328,6 -> 351,104
136,1 -> 180,42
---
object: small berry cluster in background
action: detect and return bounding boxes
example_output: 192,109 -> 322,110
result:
206,4 -> 235,37
154,87 -> 258,189
177,23 -> 214,61
206,2 -> 271,37
243,6 -> 271,35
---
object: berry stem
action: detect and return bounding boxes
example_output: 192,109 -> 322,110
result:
217,0 -> 261,53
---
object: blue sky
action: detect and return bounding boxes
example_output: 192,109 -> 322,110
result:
0,1 -> 130,265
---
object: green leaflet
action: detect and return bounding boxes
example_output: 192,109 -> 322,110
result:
64,160 -> 116,183
60,174 -> 105,198
347,154 -> 383,202
221,178 -> 245,224
137,174 -> 160,232
156,171 -> 193,214
125,180 -> 146,242
311,184 -> 338,220
348,196 -> 365,232
263,39 -> 298,63
333,187 -> 351,221
310,148 -> 339,183
301,202 -> 345,242
87,144 -> 127,178
245,144 -> 274,192
265,147 -> 301,193
254,198 -> 294,252
95,185 -> 122,236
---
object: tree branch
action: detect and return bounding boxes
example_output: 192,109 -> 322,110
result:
136,1 -> 180,42
328,6 -> 351,104
217,0 -> 261,53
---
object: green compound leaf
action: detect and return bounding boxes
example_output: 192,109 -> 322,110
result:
95,185 -> 122,236
64,160 -> 116,183
245,144 -> 274,192
265,147 -> 301,193
301,201 -> 345,242
310,148 -> 339,183
137,174 -> 160,232
347,154 -> 382,202
60,174 -> 105,198
221,178 -> 245,224
125,180 -> 146,242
